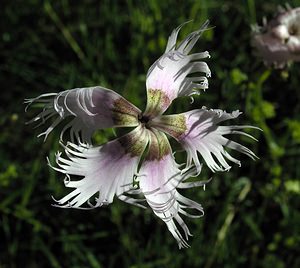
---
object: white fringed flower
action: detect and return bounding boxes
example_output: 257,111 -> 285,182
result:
27,21 -> 259,248
252,6 -> 300,68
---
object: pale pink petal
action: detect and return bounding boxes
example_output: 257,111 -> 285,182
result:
152,108 -> 259,173
139,129 -> 208,248
50,125 -> 149,209
25,86 -> 141,143
144,21 -> 211,117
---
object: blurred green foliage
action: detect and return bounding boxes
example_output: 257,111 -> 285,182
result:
1,0 -> 300,267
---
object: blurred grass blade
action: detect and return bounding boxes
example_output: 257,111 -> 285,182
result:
44,1 -> 85,61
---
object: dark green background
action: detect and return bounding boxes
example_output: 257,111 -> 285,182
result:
1,1 -> 300,267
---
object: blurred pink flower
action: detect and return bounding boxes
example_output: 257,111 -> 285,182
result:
252,6 -> 300,68
26,21 -> 259,248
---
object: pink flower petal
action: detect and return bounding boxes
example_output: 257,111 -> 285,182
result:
144,21 -> 211,117
25,86 -> 141,143
50,125 -> 149,209
152,108 -> 260,173
139,129 -> 208,248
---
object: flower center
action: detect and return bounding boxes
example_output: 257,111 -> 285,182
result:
139,114 -> 150,124
289,24 -> 299,36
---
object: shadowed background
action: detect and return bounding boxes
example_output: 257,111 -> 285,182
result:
1,0 -> 300,267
